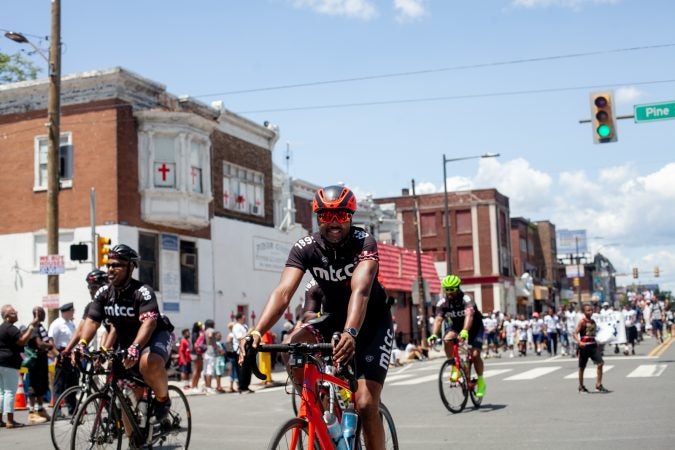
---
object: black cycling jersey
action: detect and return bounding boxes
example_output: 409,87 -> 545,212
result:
87,279 -> 166,349
435,290 -> 484,336
286,227 -> 389,329
287,227 -> 393,383
303,279 -> 325,316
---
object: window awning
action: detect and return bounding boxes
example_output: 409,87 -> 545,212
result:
377,243 -> 441,294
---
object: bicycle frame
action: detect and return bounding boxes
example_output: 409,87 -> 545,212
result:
293,356 -> 352,448
447,338 -> 475,389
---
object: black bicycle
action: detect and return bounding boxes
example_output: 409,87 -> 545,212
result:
70,349 -> 191,449
50,352 -> 107,450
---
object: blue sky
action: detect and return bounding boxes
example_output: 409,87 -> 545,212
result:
3,0 -> 674,293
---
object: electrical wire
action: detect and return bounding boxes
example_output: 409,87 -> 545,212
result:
236,78 -> 675,114
193,43 -> 675,98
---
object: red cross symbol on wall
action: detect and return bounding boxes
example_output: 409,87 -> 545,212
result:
157,163 -> 171,181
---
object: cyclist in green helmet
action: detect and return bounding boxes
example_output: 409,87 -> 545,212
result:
429,275 -> 487,397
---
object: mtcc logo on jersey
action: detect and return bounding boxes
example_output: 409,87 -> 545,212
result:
311,263 -> 355,282
104,304 -> 135,317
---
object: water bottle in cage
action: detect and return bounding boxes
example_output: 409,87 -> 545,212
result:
323,412 -> 348,450
136,391 -> 148,428
342,407 -> 358,450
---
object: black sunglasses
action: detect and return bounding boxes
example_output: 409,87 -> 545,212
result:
106,262 -> 126,269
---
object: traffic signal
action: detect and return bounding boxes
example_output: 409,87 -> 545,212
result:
632,267 -> 638,279
654,266 -> 660,278
97,236 -> 112,268
590,91 -> 618,144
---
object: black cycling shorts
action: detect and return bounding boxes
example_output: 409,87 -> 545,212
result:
301,310 -> 394,385
140,330 -> 173,364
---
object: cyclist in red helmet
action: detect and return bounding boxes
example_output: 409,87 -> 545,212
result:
243,185 -> 394,450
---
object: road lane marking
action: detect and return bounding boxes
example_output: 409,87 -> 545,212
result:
385,373 -> 416,383
626,364 -> 667,377
564,365 -> 614,379
390,373 -> 438,386
482,369 -> 513,378
504,366 -> 561,380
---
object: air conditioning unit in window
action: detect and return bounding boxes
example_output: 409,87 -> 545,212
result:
181,253 -> 197,268
250,204 -> 261,215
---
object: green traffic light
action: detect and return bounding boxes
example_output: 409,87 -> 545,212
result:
597,124 -> 611,138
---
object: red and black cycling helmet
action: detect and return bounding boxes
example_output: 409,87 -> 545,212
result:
108,244 -> 141,267
85,269 -> 108,287
312,185 -> 357,214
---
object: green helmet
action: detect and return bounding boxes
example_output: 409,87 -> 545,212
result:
441,275 -> 461,290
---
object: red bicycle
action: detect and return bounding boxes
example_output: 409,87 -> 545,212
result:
438,337 -> 482,413
245,337 -> 398,449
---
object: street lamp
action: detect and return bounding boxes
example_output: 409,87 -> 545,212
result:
442,152 -> 499,275
5,1 -> 62,321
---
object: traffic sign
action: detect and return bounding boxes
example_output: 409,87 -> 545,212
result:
634,101 -> 675,123
39,255 -> 65,275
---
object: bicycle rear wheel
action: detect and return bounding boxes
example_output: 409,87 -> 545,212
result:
267,417 -> 319,450
469,374 -> 483,408
50,385 -> 82,450
70,392 -> 122,450
354,402 -> 399,450
154,385 -> 192,449
438,359 -> 468,413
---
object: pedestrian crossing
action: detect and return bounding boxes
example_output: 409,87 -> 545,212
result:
385,361 -> 669,386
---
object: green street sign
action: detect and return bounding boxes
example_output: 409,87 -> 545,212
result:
634,101 -> 675,123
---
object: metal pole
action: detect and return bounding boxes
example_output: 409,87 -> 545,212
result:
412,179 -> 428,341
46,0 -> 62,323
90,188 -> 96,270
442,155 -> 451,276
576,237 -> 581,304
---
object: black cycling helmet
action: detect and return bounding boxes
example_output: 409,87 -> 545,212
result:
85,269 -> 108,287
108,244 -> 140,266
312,185 -> 357,214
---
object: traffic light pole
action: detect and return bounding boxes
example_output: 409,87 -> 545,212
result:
578,114 -> 635,124
90,188 -> 96,270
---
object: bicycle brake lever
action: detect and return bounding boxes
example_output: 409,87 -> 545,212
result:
244,336 -> 266,381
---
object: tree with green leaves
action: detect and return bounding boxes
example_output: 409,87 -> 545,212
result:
0,51 -> 41,84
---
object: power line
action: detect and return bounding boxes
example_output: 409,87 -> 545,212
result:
236,78 -> 675,114
194,43 -> 675,98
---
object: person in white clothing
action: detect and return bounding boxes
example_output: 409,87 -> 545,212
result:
232,313 -> 252,393
48,303 -> 78,415
503,314 -> 516,358
202,319 -> 217,393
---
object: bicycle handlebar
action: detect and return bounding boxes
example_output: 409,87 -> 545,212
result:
243,336 -> 335,381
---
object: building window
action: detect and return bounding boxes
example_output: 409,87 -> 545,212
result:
34,132 -> 73,190
456,209 -> 472,234
180,240 -> 198,294
420,213 -> 436,237
138,233 -> 159,290
458,246 -> 474,271
223,162 -> 264,216
153,135 -> 176,188
189,142 -> 205,193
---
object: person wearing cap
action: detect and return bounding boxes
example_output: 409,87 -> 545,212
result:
48,302 -> 78,415
531,311 -> 544,356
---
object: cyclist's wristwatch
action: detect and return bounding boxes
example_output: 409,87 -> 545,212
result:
343,328 -> 359,339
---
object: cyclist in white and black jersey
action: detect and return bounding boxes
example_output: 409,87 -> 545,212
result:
240,185 -> 394,450
76,245 -> 173,432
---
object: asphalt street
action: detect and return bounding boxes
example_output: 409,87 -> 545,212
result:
3,336 -> 674,449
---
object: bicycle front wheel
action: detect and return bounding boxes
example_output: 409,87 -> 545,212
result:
155,385 -> 192,449
70,392 -> 122,450
356,402 -> 399,450
267,417 -> 319,450
438,359 -> 468,413
51,385 -> 83,450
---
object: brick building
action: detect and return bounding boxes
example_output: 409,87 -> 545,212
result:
0,67 -> 309,330
375,188 -> 513,314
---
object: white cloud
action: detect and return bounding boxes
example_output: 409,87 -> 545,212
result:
290,0 -> 378,20
615,86 -> 645,105
511,0 -> 620,9
474,158 -> 553,213
394,0 -> 429,22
